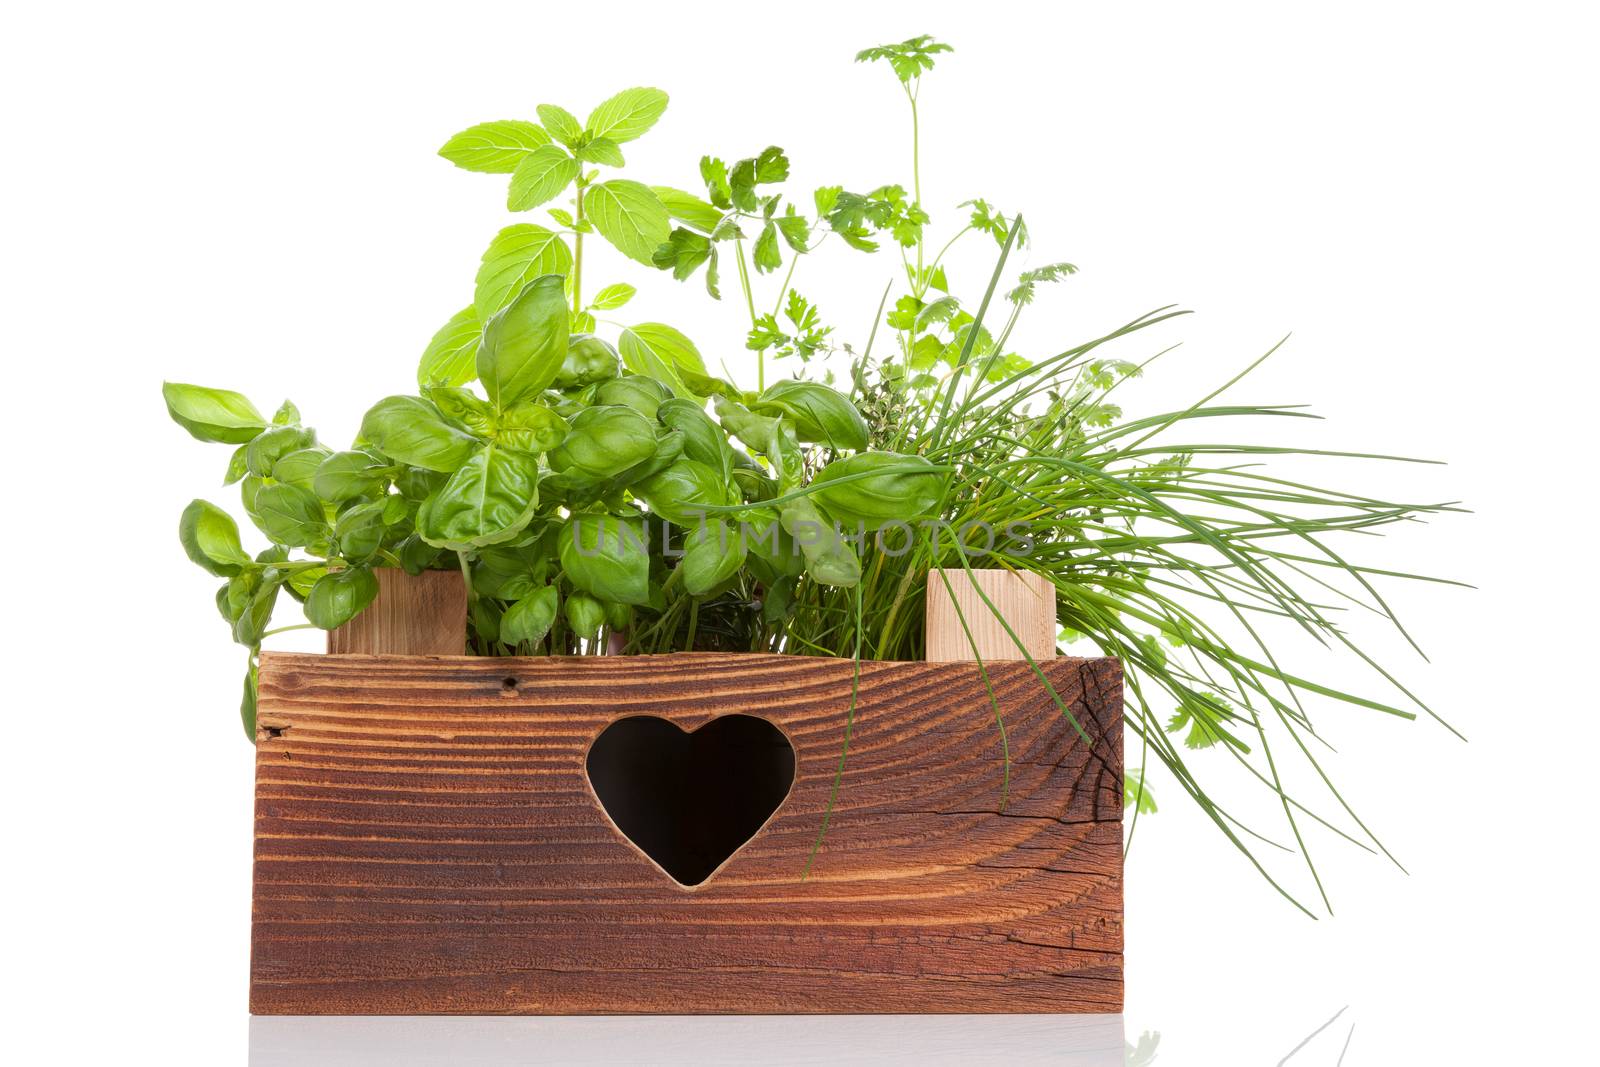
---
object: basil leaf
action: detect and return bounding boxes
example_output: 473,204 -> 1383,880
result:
223,444 -> 250,486
241,659 -> 258,740
548,405 -> 657,479
359,396 -> 478,472
438,120 -> 552,173
475,224 -> 574,319
397,533 -> 440,575
333,498 -> 389,562
232,569 -> 283,646
553,334 -> 621,390
594,375 -> 672,419
495,400 -> 568,453
810,451 -> 946,531
658,397 -> 733,476
477,274 -> 568,410
305,567 -> 379,630
560,513 -> 650,605
163,382 -> 268,444
314,450 -> 391,505
585,180 -> 671,266
779,496 -> 860,587
246,424 -> 317,477
417,444 -> 540,550
418,306 -> 481,389
635,459 -> 732,525
179,499 -> 252,577
682,518 -> 747,596
501,585 -> 559,646
424,386 -> 496,435
564,592 -> 606,639
507,145 -> 580,211
271,446 -> 333,490
251,483 -> 328,547
585,88 -> 668,144
750,380 -> 869,450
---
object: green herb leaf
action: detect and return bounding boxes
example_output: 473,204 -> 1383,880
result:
359,396 -> 478,472
417,306 -> 481,389
475,224 -> 574,318
314,450 -> 391,505
779,496 -> 860,587
501,585 -> 559,646
576,137 -> 625,167
635,459 -> 732,525
585,180 -> 672,266
548,405 -> 657,479
810,451 -> 946,531
417,444 -> 541,550
179,499 -> 252,576
752,221 -> 782,273
588,282 -> 636,310
700,156 -> 732,209
250,483 -> 328,547
1124,771 -> 1158,814
565,592 -> 607,639
855,35 -> 953,83
305,567 -> 380,630
535,103 -> 585,148
585,87 -> 668,144
617,323 -> 708,396
560,513 -> 650,605
495,399 -> 568,453
751,380 -> 868,450
163,382 -> 268,444
477,274 -> 569,410
507,145 -> 580,211
651,186 -> 723,234
245,424 -> 317,478
682,518 -> 747,595
438,120 -> 552,173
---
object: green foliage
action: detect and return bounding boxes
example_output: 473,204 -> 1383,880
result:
165,36 -> 1460,916
855,34 -> 953,83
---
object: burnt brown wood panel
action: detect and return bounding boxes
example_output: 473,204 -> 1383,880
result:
251,652 -> 1123,1014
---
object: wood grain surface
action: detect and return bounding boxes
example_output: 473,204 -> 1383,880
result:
251,652 -> 1122,1014
924,568 -> 1059,662
326,569 -> 467,656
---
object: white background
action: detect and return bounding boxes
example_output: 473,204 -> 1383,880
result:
4,1 -> 1596,1062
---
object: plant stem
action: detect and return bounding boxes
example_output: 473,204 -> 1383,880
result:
734,239 -> 761,388
908,84 -> 923,278
770,253 -> 800,319
571,181 -> 586,315
261,623 -> 319,639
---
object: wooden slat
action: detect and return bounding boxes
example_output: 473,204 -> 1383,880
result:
327,569 -> 466,656
924,569 -> 1057,662
251,652 -> 1123,1014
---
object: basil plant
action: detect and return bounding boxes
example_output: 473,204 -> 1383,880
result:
168,281 -> 942,738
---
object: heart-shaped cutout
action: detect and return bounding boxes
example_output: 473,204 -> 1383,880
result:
586,714 -> 796,887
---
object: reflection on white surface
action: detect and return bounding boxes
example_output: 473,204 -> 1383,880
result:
249,1013 -> 1125,1066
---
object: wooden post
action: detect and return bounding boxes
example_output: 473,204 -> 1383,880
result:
924,568 -> 1057,662
327,568 -> 468,655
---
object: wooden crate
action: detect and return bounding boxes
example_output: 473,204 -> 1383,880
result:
249,572 -> 1123,1015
